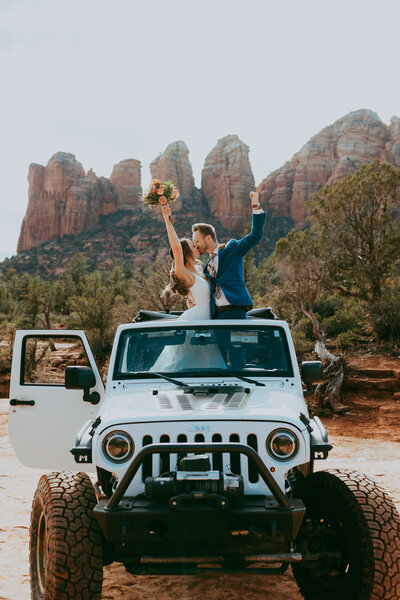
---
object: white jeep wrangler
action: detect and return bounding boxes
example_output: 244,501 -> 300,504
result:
9,308 -> 400,600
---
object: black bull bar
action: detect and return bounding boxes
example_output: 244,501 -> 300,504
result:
105,442 -> 292,510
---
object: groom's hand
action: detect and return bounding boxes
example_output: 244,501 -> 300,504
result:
250,191 -> 261,210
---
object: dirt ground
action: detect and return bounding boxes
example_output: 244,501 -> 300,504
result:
1,382 -> 400,600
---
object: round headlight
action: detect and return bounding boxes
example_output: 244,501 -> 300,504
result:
267,429 -> 298,461
103,431 -> 134,463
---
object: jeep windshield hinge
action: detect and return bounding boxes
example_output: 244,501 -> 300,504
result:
299,412 -> 312,433
89,416 -> 102,437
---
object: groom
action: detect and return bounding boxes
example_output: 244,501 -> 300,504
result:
192,191 -> 265,320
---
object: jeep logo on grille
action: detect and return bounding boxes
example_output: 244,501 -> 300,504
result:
189,424 -> 211,433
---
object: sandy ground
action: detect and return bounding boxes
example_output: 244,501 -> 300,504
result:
1,397 -> 400,600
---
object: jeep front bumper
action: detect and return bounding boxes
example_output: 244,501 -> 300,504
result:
93,442 -> 306,566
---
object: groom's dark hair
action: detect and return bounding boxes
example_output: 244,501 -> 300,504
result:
192,223 -> 217,241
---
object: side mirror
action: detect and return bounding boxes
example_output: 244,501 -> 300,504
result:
301,361 -> 323,397
65,366 -> 100,405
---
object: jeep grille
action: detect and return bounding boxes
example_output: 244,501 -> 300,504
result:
140,432 -> 260,484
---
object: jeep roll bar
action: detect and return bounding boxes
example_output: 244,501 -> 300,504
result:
133,306 -> 278,323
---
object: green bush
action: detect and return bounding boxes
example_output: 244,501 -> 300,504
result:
336,330 -> 359,351
322,297 -> 365,337
371,280 -> 400,342
313,296 -> 337,320
291,329 -> 314,360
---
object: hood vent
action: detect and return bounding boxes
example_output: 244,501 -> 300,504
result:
226,392 -> 247,409
204,393 -> 228,410
158,393 -> 173,410
155,390 -> 249,411
177,394 -> 193,411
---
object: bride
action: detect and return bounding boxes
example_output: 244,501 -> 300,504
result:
150,204 -> 225,371
160,203 -> 212,319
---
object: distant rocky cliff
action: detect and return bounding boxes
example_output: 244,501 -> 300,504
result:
150,141 -> 195,207
17,134 -> 254,253
109,159 -> 142,211
150,141 -> 207,221
257,109 -> 400,227
8,109 -> 400,277
202,135 -> 255,229
17,153 -> 142,252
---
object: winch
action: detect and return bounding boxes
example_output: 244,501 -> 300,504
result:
144,454 -> 244,502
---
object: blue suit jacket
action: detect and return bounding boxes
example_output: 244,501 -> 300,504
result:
203,212 -> 265,318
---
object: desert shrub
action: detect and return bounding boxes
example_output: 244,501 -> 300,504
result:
336,330 -> 360,351
371,280 -> 400,342
68,272 -> 114,364
291,329 -> 314,360
322,297 -> 365,338
312,295 -> 337,320
296,316 -> 315,340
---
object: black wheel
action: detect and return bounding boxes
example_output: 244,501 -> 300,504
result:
30,471 -> 103,600
293,469 -> 400,600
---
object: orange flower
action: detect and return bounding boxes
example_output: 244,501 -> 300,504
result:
175,189 -> 180,198
159,196 -> 167,204
158,187 -> 165,195
152,179 -> 160,185
170,191 -> 175,199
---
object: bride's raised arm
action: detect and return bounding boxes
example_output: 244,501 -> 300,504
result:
161,205 -> 191,285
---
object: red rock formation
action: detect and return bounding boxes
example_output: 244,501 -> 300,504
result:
201,135 -> 255,229
257,110 -> 400,227
61,171 -> 118,237
18,153 -> 86,252
109,159 -> 142,209
17,110 -> 400,257
17,153 -> 125,252
150,141 -> 195,210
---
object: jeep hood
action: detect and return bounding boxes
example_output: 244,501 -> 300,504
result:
97,383 -> 308,433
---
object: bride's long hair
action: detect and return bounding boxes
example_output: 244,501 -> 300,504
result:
164,238 -> 200,298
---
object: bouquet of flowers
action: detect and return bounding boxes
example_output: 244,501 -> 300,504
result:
142,179 -> 180,208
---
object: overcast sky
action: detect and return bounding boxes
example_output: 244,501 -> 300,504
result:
1,0 -> 399,259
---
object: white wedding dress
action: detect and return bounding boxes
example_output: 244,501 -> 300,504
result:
151,274 -> 226,372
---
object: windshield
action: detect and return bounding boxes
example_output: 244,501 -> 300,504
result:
114,325 -> 293,379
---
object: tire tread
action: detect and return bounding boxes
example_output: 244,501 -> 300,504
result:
30,471 -> 103,600
293,468 -> 400,600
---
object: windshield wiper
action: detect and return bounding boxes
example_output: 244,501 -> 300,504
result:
150,372 -> 188,389
230,373 -> 266,387
151,372 -> 222,395
209,368 -> 265,387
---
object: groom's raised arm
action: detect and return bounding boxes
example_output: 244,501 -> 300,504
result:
236,192 -> 266,256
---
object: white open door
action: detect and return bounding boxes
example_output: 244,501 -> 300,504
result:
8,330 -> 104,471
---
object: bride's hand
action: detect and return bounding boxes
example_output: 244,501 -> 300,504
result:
162,204 -> 172,220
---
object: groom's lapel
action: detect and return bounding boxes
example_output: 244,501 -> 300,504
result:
203,259 -> 213,281
216,243 -> 228,275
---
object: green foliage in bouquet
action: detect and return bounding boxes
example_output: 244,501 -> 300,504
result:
142,179 -> 180,208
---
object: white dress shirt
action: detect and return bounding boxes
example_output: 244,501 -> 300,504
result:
208,246 -> 229,307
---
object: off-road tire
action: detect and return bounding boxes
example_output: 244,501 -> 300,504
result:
292,469 -> 400,600
30,471 -> 103,600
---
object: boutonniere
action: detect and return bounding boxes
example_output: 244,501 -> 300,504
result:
218,243 -> 227,251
